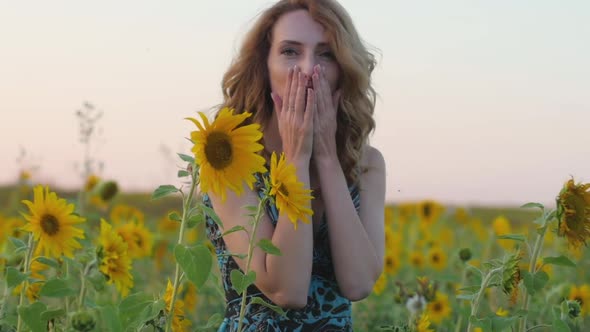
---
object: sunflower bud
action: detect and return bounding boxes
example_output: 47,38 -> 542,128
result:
97,180 -> 119,202
71,310 -> 96,332
556,178 -> 590,248
501,251 -> 522,304
566,299 -> 582,319
459,248 -> 472,262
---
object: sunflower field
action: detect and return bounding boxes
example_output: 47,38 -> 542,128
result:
1,107 -> 589,332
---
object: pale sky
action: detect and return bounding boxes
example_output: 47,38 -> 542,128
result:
1,1 -> 589,206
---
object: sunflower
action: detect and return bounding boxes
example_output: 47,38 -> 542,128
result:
417,200 -> 444,226
427,247 -> 447,271
569,284 -> 590,316
13,258 -> 48,302
556,178 -> 590,248
158,210 -> 181,234
384,250 -> 400,275
409,251 -> 425,269
384,226 -> 401,253
496,307 -> 509,317
182,282 -> 198,312
84,174 -> 100,192
164,279 -> 191,332
21,185 -> 86,258
115,221 -> 154,259
269,152 -> 314,229
502,251 -> 522,305
110,204 -> 145,225
397,203 -> 418,224
97,219 -> 133,297
454,207 -> 469,224
492,215 -> 514,251
1,215 -> 25,249
426,291 -> 452,324
384,206 -> 395,227
416,313 -> 434,332
186,108 -> 267,202
372,271 -> 387,296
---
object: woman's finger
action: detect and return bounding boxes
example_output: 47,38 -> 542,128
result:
312,66 -> 326,115
304,88 -> 315,128
271,92 -> 283,118
288,66 -> 299,114
294,71 -> 306,119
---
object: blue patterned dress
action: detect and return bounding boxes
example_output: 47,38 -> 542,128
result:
203,172 -> 361,331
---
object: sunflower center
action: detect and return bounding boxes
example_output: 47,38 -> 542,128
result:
423,204 -> 431,218
205,132 -> 233,170
433,302 -> 442,313
432,254 -> 440,263
575,296 -> 584,306
386,257 -> 394,268
133,233 -> 143,247
277,183 -> 290,197
40,214 -> 60,236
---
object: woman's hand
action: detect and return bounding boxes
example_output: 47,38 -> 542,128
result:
271,66 -> 316,164
311,64 -> 341,162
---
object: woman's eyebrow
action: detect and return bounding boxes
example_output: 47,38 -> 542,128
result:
279,40 -> 330,48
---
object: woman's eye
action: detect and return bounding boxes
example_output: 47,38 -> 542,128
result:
281,48 -> 298,56
319,52 -> 335,60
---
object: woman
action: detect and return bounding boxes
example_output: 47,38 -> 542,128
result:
203,0 -> 386,330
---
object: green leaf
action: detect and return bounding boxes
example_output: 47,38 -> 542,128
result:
119,293 -> 153,329
490,316 -> 519,330
138,299 -> 166,326
178,153 -> 195,163
187,213 -> 205,228
6,266 -> 28,288
87,270 -> 107,292
195,313 -> 223,331
40,308 -> 66,321
152,185 -> 179,200
39,278 -> 77,297
543,255 -> 576,268
496,234 -> 526,242
174,244 -> 213,289
9,237 -> 27,251
552,318 -> 572,332
33,256 -> 60,269
100,304 -> 122,332
168,211 -> 182,222
456,293 -> 476,301
521,202 -> 544,210
257,239 -> 282,256
250,296 -> 287,316
17,302 -> 48,332
230,269 -> 256,295
178,170 -> 190,178
201,204 -> 223,229
523,270 -> 549,296
469,315 -> 492,331
222,225 -> 247,236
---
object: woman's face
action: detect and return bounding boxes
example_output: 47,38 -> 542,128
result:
267,9 -> 340,103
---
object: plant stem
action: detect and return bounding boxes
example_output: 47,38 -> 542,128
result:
454,264 -> 470,332
526,324 -> 552,332
236,196 -> 267,332
78,259 -> 96,309
16,234 -> 35,332
165,177 -> 198,332
519,225 -> 548,332
467,267 -> 502,332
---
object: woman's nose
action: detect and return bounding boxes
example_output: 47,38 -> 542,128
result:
300,56 -> 317,80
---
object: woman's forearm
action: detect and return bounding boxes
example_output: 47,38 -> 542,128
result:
316,157 -> 381,300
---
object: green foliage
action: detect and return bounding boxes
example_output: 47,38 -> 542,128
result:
152,185 -> 179,200
174,244 -> 213,289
